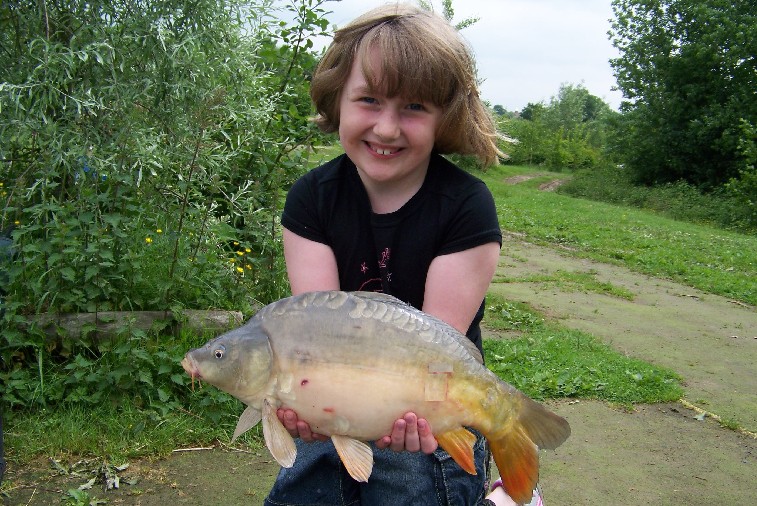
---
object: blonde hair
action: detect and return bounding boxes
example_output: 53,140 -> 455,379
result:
310,4 -> 501,166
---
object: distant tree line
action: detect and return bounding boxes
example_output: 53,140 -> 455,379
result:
491,0 -> 755,226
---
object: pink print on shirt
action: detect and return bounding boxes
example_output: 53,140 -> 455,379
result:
358,248 -> 392,292
378,248 -> 390,268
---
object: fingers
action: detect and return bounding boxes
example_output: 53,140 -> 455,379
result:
277,408 -> 328,442
378,412 -> 438,454
417,417 -> 438,454
389,416 -> 408,452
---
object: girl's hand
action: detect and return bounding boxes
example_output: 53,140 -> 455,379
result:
277,408 -> 329,442
375,412 -> 438,454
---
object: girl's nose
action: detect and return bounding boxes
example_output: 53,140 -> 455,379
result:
373,109 -> 400,140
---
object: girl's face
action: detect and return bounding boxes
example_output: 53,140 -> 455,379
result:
338,51 -> 443,191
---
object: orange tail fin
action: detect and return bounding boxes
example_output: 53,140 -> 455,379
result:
489,425 -> 539,505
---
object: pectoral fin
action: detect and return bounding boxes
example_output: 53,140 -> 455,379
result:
331,435 -> 373,482
261,398 -> 297,468
232,405 -> 262,442
436,427 -> 478,475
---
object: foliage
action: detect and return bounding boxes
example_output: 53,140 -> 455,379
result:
560,164 -> 755,232
0,0 -> 332,413
500,83 -> 618,170
725,118 -> 757,228
417,0 -> 480,31
609,0 -> 757,189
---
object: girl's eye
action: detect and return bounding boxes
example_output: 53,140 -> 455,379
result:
360,97 -> 377,104
407,103 -> 425,111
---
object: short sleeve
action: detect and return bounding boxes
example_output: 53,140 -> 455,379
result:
437,181 -> 501,256
281,172 -> 329,245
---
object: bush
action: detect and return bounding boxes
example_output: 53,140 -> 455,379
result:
559,165 -> 753,232
0,0 -> 332,413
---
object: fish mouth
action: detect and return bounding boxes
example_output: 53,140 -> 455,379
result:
181,354 -> 202,390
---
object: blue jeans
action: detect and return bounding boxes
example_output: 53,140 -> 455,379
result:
264,432 -> 489,506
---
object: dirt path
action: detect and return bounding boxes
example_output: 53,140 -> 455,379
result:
3,239 -> 756,505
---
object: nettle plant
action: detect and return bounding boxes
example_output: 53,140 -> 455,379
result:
0,0 -> 331,411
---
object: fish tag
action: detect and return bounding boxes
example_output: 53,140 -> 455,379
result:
426,363 -> 453,401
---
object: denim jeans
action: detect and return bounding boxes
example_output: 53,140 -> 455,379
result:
264,432 -> 489,506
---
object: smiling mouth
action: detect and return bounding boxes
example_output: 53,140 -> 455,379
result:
367,143 -> 401,156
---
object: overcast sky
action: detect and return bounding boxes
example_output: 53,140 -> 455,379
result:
298,0 -> 624,112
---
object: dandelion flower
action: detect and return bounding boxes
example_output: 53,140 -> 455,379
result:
245,248 -> 251,253
145,237 -> 153,244
236,266 -> 244,273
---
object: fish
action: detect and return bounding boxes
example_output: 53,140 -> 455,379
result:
181,290 -> 570,504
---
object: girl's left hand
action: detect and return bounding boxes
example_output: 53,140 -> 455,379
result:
375,412 -> 438,454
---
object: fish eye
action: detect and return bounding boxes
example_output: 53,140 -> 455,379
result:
214,345 -> 225,359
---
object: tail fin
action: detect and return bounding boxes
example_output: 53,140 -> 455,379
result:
489,396 -> 571,504
489,425 -> 539,505
518,396 -> 571,450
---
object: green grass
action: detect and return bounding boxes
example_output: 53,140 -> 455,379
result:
494,268 -> 635,300
3,398 -> 264,465
480,165 -> 757,306
482,294 -> 683,406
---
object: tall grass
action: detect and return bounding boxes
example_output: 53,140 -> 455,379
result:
558,165 -> 753,232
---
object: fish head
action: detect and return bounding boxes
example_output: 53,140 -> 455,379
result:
182,322 -> 273,402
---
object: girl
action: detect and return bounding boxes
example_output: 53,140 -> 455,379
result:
266,4 -> 540,505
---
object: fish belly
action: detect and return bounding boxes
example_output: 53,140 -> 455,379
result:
273,362 -> 465,440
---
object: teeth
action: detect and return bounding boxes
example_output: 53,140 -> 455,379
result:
372,146 -> 395,156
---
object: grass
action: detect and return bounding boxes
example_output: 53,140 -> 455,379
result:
494,268 -> 635,300
480,164 -> 757,306
482,294 -> 683,407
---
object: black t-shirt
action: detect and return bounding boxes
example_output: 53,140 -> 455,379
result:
281,152 -> 502,353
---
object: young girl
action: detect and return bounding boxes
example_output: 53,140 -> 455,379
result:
266,4 -> 540,505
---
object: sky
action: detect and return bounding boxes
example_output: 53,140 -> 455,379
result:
300,0 -> 624,112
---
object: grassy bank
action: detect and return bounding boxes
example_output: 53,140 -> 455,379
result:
480,165 -> 757,307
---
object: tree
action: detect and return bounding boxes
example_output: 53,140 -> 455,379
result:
501,84 -> 615,170
610,0 -> 757,188
417,0 -> 479,30
0,0 -> 329,317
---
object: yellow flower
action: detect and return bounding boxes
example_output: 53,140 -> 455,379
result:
229,258 -> 236,263
236,251 -> 244,256
245,264 -> 252,270
14,220 -> 20,225
245,248 -> 251,253
156,228 -> 163,233
233,241 -> 239,246
236,266 -> 244,273
145,237 -> 153,244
